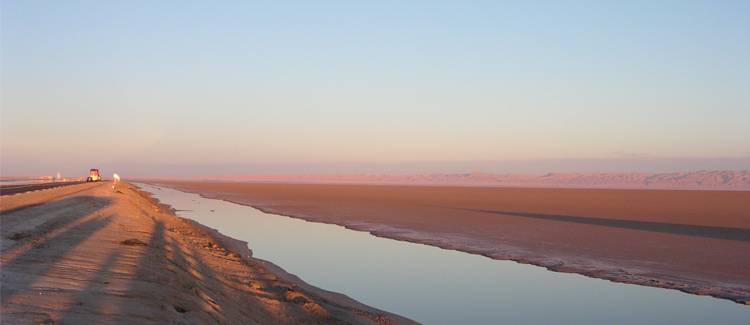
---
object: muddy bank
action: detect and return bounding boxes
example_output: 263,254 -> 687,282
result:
153,181 -> 750,305
0,181 -> 415,324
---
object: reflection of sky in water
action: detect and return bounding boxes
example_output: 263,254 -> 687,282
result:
139,184 -> 750,324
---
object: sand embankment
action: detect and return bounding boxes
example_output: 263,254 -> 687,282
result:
0,181 -> 414,324
156,181 -> 750,305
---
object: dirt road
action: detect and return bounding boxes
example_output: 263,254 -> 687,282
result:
0,181 -> 413,324
0,181 -> 86,196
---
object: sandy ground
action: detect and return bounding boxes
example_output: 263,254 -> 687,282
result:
0,181 -> 414,324
157,181 -> 750,305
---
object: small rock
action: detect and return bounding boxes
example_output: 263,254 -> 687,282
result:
121,239 -> 148,246
9,232 -> 30,240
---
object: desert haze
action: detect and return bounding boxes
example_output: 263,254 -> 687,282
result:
179,170 -> 750,190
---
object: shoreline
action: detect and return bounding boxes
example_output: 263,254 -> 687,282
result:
212,199 -> 750,306
150,181 -> 750,306
1,182 -> 415,324
137,187 -> 416,323
145,191 -> 414,324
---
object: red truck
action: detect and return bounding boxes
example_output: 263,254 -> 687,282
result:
86,169 -> 101,182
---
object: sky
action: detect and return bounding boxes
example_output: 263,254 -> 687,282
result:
2,1 -> 749,177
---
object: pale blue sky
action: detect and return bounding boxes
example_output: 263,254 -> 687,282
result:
2,1 -> 749,176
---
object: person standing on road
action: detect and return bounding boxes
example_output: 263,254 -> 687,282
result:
112,173 -> 121,191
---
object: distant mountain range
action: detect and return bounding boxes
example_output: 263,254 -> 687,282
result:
179,170 -> 750,190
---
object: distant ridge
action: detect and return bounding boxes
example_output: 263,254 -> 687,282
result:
169,170 -> 750,191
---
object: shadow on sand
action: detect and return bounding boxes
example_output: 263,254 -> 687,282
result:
1,195 -> 115,302
461,208 -> 750,242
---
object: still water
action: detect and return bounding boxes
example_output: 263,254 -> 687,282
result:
137,183 -> 750,324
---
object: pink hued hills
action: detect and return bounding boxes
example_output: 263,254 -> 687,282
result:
183,170 -> 750,190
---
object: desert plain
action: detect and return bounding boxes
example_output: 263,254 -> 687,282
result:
157,181 -> 750,305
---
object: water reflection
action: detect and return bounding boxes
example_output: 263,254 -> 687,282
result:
138,183 -> 750,324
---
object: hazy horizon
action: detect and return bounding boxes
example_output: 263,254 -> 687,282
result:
2,1 -> 749,177
2,157 -> 749,178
